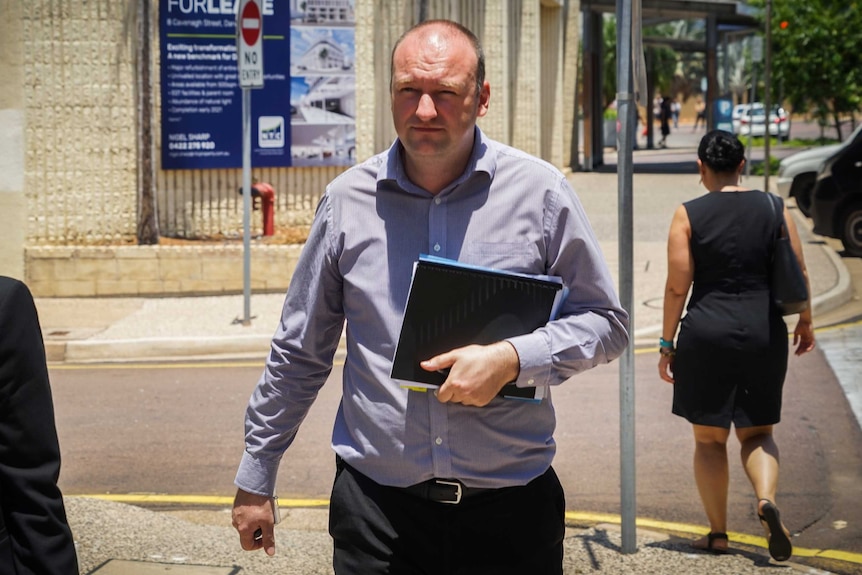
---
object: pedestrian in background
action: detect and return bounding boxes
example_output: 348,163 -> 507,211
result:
0,276 -> 79,575
231,19 -> 629,574
693,97 -> 707,131
658,130 -> 815,561
659,95 -> 672,147
671,98 -> 681,128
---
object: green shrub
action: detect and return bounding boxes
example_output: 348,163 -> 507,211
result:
750,155 -> 781,176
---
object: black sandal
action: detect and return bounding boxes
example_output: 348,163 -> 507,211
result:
758,499 -> 792,561
692,532 -> 728,554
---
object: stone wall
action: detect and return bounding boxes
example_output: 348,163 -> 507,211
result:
25,244 -> 301,297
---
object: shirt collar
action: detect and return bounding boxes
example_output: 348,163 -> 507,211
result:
377,126 -> 497,195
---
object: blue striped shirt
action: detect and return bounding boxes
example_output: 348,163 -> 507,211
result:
236,128 -> 629,495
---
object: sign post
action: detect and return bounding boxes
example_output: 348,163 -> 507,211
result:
746,36 -> 762,178
237,0 -> 264,326
616,0 -> 638,554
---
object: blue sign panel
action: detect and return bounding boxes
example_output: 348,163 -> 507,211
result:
159,0 -> 291,169
714,97 -> 734,133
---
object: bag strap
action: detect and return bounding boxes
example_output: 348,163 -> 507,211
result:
767,193 -> 787,240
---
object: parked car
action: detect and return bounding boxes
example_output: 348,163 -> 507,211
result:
731,104 -> 751,128
732,103 -> 790,139
810,130 -> 862,256
776,123 -> 862,217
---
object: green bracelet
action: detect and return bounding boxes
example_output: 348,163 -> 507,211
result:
659,337 -> 674,348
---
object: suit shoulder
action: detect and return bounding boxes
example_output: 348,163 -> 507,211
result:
0,276 -> 32,308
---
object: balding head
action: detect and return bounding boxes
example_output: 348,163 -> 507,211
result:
390,20 -> 485,97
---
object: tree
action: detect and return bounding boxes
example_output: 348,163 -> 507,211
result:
752,0 -> 862,139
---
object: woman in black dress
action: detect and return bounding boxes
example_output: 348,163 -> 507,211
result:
658,130 -> 815,560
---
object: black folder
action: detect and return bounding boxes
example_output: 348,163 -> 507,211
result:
390,255 -> 566,402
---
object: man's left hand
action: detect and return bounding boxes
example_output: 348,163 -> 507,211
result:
421,342 -> 520,406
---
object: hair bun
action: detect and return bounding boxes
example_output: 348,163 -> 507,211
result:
698,130 -> 745,173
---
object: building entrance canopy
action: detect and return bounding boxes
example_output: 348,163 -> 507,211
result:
579,0 -> 760,169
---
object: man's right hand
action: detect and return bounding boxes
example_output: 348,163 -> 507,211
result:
232,488 -> 276,556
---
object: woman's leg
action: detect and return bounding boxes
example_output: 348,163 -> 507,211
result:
736,425 -> 793,560
736,425 -> 779,503
691,424 -> 731,549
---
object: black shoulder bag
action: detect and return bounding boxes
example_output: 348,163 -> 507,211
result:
767,193 -> 809,315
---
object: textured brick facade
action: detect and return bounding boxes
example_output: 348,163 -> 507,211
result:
23,1 -> 139,245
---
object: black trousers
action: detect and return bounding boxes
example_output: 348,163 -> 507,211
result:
329,461 -> 565,575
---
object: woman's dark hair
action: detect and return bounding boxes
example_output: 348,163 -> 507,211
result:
698,130 -> 745,173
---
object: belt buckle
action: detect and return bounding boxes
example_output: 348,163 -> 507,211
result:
436,479 -> 462,504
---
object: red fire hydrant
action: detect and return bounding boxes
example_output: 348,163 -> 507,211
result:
239,181 -> 276,237
252,181 -> 276,237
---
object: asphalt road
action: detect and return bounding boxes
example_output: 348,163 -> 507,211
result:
49,345 -> 862,565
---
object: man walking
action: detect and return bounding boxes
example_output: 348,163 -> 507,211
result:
232,20 -> 629,574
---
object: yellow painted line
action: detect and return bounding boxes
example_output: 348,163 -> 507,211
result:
73,494 -> 330,508
816,549 -> 862,563
565,511 -> 862,565
816,316 -> 862,333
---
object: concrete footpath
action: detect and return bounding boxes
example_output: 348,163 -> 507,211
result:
34,163 -> 858,574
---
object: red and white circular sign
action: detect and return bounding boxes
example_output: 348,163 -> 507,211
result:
240,0 -> 261,47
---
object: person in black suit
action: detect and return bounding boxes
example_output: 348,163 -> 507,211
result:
0,276 -> 78,574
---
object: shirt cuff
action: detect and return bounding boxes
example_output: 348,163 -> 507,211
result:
506,333 -> 552,387
234,450 -> 280,497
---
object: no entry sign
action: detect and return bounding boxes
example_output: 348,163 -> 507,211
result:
238,0 -> 264,88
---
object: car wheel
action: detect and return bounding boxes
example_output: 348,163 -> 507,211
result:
790,173 -> 815,217
840,204 -> 862,257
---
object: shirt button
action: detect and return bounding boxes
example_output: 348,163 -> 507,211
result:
433,243 -> 441,252
527,378 -> 535,385
434,197 -> 442,205
435,437 -> 443,445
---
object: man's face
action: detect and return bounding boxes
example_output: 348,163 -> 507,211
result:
390,29 -> 490,165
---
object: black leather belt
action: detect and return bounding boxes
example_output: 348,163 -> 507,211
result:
335,457 -> 498,505
401,478 -> 495,504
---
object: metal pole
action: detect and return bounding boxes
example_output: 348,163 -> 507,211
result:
616,0 -> 637,554
722,32 -> 730,96
764,0 -> 772,193
746,66 -> 755,178
241,87 -> 252,325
